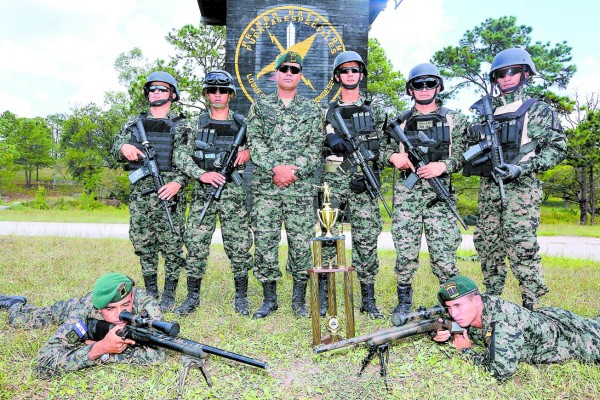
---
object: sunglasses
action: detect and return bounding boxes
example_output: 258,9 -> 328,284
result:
148,85 -> 170,93
205,87 -> 231,95
338,67 -> 362,75
204,72 -> 231,85
495,67 -> 523,79
277,65 -> 302,74
410,78 -> 440,91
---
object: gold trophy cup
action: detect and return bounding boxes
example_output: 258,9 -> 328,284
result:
318,182 -> 339,238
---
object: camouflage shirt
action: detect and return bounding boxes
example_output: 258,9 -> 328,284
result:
491,88 -> 567,176
246,92 -> 323,197
111,111 -> 188,191
35,288 -> 165,378
466,294 -> 600,381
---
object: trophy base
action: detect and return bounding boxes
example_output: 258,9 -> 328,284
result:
313,235 -> 345,242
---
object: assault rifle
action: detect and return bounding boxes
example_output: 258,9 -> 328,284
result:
463,95 -> 507,208
313,305 -> 463,383
85,310 -> 268,396
197,114 -> 247,225
333,108 -> 392,218
127,119 -> 176,232
387,120 -> 468,230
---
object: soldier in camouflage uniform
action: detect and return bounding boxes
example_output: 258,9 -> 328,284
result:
463,49 -> 567,309
112,71 -> 188,311
384,63 -> 467,318
1,273 -> 165,377
172,70 -> 253,316
322,51 -> 389,319
246,51 -> 323,318
434,276 -> 600,381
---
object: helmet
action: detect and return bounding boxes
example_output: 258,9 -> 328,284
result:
406,63 -> 444,95
202,70 -> 236,97
489,48 -> 537,83
144,71 -> 180,102
332,51 -> 367,78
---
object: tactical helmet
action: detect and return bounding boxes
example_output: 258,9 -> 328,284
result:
202,70 -> 237,97
489,48 -> 538,83
332,51 -> 367,78
144,71 -> 180,102
406,63 -> 444,95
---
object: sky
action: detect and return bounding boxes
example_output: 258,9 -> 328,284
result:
2,0 -> 599,118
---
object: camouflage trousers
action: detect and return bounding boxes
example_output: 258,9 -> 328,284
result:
8,297 -> 84,328
129,184 -> 186,280
184,183 -> 253,279
474,175 -> 548,301
321,172 -> 382,284
252,194 -> 316,283
391,177 -> 461,285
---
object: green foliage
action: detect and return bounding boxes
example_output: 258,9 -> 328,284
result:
30,185 -> 50,210
367,38 -> 408,116
432,16 -> 576,113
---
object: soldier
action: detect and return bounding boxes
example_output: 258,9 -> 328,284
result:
433,276 -> 600,381
463,48 -> 567,309
322,51 -> 388,319
384,63 -> 467,317
172,70 -> 253,316
0,273 -> 165,377
246,51 -> 323,318
112,71 -> 188,311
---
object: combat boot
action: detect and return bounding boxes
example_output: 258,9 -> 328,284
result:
0,295 -> 27,310
318,274 -> 328,317
391,284 -> 413,316
359,282 -> 383,319
252,281 -> 278,319
174,278 -> 201,316
143,274 -> 159,299
291,280 -> 309,317
159,278 -> 179,311
233,276 -> 250,316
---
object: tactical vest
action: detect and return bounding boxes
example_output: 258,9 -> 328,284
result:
128,114 -> 184,172
193,113 -> 244,171
398,107 -> 452,163
326,102 -> 380,160
463,99 -> 538,177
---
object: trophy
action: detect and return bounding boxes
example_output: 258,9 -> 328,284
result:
317,182 -> 339,238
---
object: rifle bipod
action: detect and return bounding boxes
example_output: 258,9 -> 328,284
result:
358,343 -> 390,387
178,354 -> 212,399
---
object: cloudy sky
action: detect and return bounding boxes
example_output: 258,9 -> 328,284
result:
2,0 -> 598,118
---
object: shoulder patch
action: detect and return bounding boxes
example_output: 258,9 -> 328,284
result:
66,319 -> 89,344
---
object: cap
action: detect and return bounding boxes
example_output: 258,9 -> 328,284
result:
437,276 -> 479,304
92,273 -> 134,309
274,51 -> 303,70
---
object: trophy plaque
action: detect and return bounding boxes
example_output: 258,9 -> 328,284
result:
308,182 -> 355,346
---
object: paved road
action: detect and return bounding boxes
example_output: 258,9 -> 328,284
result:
1,221 -> 599,260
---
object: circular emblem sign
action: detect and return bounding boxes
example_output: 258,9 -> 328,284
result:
235,5 -> 345,103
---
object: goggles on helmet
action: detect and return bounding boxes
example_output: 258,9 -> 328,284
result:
204,71 -> 232,86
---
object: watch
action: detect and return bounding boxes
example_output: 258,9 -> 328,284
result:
100,353 -> 110,363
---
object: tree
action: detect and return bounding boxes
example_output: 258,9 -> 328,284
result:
6,117 -> 53,187
367,38 -> 408,116
432,16 -> 576,113
0,111 -> 19,197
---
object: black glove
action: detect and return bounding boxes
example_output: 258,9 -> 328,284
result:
495,163 -> 522,183
349,176 -> 367,194
326,133 -> 353,154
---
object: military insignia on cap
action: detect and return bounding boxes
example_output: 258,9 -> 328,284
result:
443,282 -> 459,298
288,51 -> 300,63
117,282 -> 127,298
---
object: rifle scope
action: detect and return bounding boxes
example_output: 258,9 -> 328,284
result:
119,311 -> 180,337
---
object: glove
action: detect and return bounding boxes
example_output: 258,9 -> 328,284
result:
495,163 -> 522,183
326,133 -> 353,154
349,176 -> 367,194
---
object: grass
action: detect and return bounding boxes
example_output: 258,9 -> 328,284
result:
1,237 -> 599,399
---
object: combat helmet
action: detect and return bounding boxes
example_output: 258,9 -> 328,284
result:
144,71 -> 180,102
202,70 -> 237,97
332,51 -> 367,78
406,63 -> 444,95
489,48 -> 537,83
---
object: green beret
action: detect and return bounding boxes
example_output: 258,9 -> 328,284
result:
92,273 -> 134,309
274,51 -> 303,70
438,276 -> 479,304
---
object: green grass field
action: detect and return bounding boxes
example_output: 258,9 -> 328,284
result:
1,237 -> 599,399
